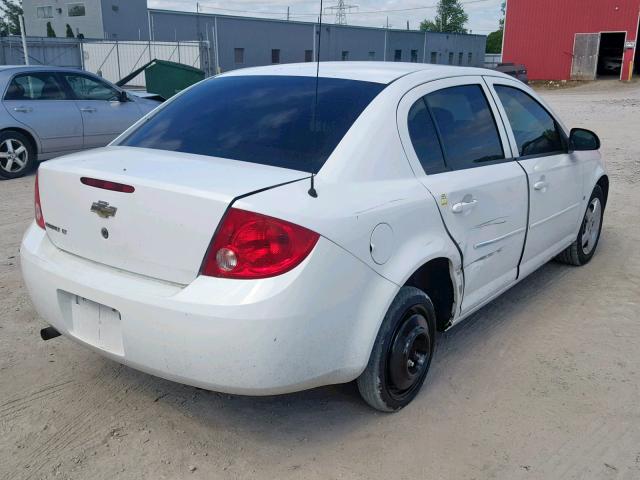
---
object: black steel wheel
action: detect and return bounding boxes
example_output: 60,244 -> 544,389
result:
357,286 -> 436,412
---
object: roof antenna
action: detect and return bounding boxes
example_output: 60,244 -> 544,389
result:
308,0 -> 323,199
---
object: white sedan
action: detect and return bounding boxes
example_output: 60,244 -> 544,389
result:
21,63 -> 608,411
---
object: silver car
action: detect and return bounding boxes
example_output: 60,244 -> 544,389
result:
0,66 -> 161,179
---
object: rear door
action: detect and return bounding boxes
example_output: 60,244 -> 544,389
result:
571,33 -> 600,81
398,76 -> 528,315
485,76 -> 583,277
3,71 -> 83,154
59,72 -> 142,148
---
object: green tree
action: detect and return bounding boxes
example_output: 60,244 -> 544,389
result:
46,21 -> 56,37
486,1 -> 506,53
65,23 -> 75,38
486,29 -> 502,53
420,0 -> 469,34
0,0 -> 23,36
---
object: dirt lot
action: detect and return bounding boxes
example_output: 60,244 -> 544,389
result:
1,80 -> 639,480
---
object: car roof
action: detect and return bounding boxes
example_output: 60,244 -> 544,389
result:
0,65 -> 83,73
0,65 -> 106,85
220,61 -> 511,84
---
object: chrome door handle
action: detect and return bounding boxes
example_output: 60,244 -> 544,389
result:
80,107 -> 97,113
13,106 -> 32,113
452,199 -> 478,214
534,181 -> 548,191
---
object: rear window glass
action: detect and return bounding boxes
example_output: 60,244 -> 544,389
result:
121,75 -> 385,173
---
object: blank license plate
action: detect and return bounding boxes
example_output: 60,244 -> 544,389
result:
70,295 -> 124,356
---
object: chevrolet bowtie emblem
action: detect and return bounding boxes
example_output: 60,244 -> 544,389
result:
90,201 -> 117,219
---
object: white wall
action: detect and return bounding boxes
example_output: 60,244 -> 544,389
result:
23,0 -> 104,39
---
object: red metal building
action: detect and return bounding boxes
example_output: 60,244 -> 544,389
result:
502,0 -> 640,81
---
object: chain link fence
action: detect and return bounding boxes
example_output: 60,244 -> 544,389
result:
0,36 -> 212,88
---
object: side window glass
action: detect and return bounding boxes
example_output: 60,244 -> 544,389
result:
5,73 -> 66,100
407,98 -> 446,174
494,85 -> 565,157
63,74 -> 120,101
426,85 -> 504,170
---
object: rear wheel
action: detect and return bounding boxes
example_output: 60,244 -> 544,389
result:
0,131 -> 36,180
357,286 -> 436,412
555,185 -> 604,266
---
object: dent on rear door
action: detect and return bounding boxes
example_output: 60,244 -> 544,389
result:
396,76 -> 528,316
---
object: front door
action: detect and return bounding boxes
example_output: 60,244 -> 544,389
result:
485,76 -> 583,278
59,72 -> 142,148
397,76 -> 528,316
3,71 -> 83,154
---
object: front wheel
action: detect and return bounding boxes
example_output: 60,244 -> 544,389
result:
357,286 -> 436,412
555,185 -> 604,266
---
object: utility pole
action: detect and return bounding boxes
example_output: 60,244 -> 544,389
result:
383,17 -> 389,61
407,20 -> 409,30
196,2 -> 201,41
287,6 -> 290,21
19,15 -> 29,65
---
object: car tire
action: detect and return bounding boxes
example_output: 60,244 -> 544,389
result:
357,286 -> 436,412
0,130 -> 37,180
555,185 -> 604,266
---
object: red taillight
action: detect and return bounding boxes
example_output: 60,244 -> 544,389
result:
81,177 -> 135,193
34,171 -> 45,229
201,208 -> 319,279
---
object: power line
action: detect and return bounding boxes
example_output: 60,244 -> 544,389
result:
195,0 -> 496,19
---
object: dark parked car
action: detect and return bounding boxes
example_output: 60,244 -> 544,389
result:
495,63 -> 528,84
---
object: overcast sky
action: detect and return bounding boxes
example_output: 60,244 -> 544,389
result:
148,0 -> 504,34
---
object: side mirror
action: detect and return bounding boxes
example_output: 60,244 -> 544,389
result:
570,128 -> 600,151
118,91 -> 129,102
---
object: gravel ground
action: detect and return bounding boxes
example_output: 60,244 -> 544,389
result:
1,80 -> 639,480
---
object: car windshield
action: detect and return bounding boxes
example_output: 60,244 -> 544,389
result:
120,75 -> 385,173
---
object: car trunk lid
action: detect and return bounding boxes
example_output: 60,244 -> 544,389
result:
38,146 -> 308,284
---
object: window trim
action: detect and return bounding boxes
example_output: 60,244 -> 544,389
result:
36,5 -> 54,19
397,76 -> 516,178
3,72 -> 70,101
489,81 -> 569,161
58,72 -> 122,101
424,83 -> 508,172
407,97 -> 448,175
67,3 -> 86,17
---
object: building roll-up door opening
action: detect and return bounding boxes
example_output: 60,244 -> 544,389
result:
597,32 -> 626,78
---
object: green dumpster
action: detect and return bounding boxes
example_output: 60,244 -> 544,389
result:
145,60 -> 205,100
116,59 -> 205,100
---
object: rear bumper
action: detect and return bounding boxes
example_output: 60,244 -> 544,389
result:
21,224 -> 397,395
